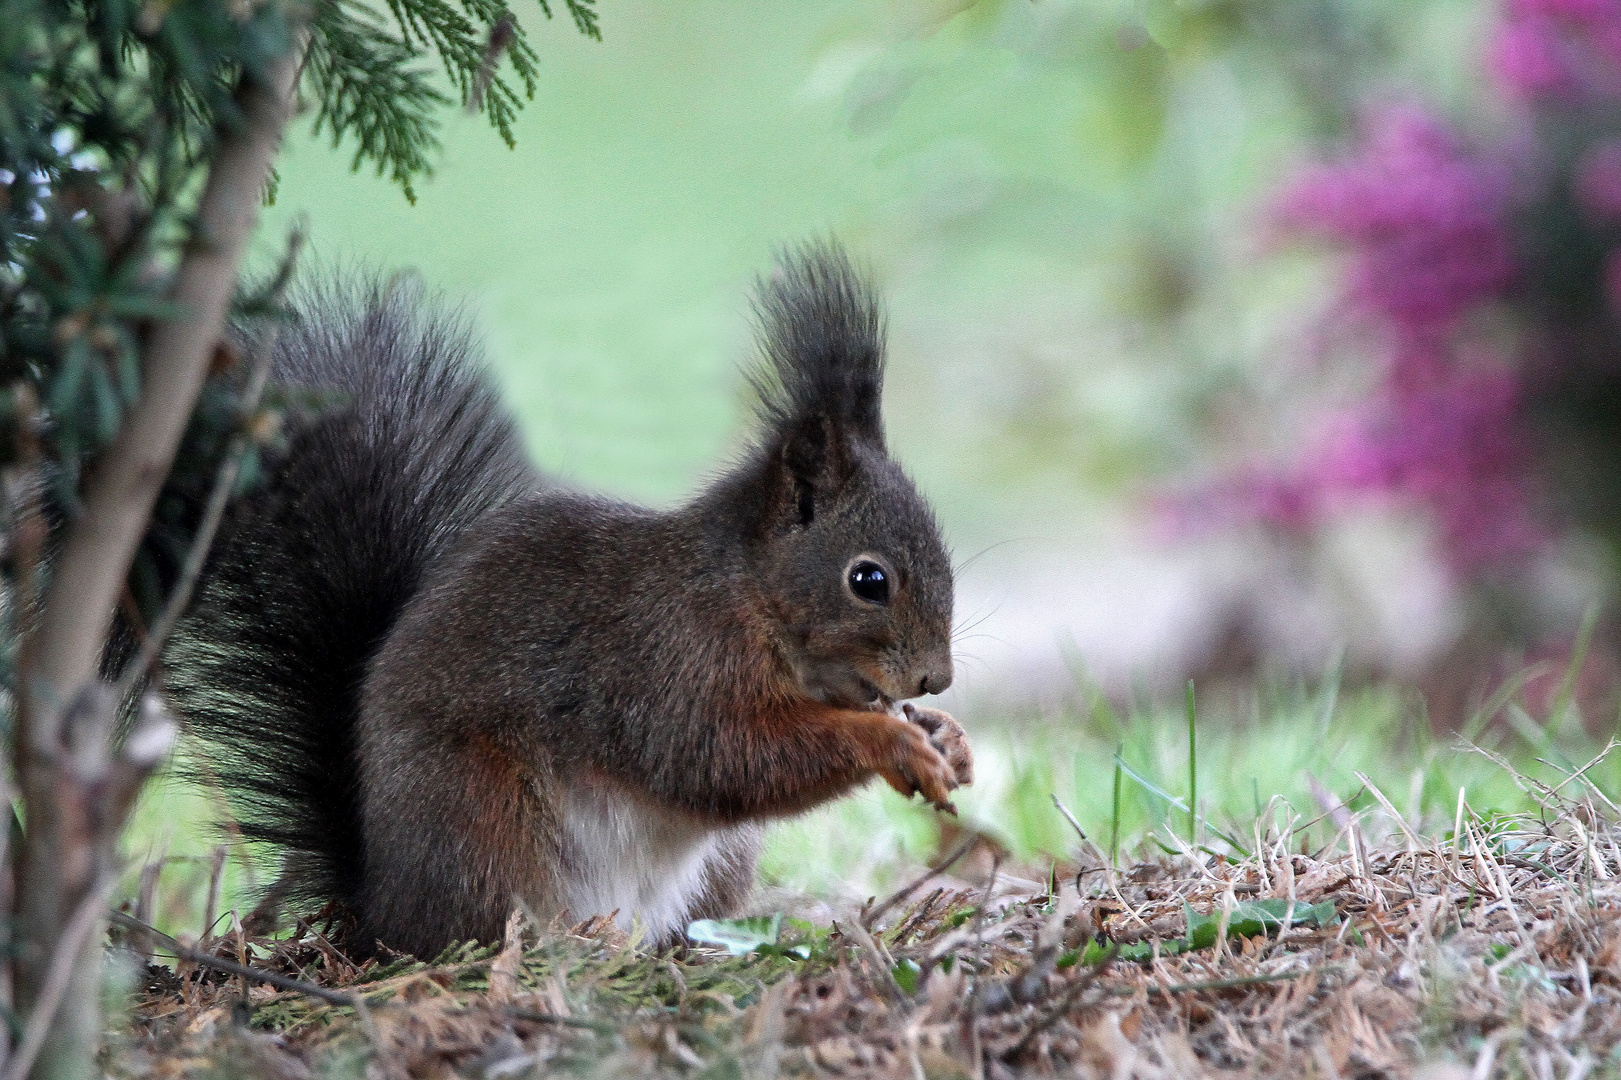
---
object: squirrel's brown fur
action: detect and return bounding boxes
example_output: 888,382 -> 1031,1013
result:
169,242 -> 970,957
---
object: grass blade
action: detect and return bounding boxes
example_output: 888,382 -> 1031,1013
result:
1550,602 -> 1600,741
1187,680 -> 1198,848
1110,747 -> 1122,868
1112,752 -> 1251,857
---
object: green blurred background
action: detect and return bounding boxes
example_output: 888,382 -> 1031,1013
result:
242,0 -> 1516,701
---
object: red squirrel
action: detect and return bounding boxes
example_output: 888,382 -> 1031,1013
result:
168,242 -> 973,957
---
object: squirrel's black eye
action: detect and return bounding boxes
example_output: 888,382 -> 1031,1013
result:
848,560 -> 890,605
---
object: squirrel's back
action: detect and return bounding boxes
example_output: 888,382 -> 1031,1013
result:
167,278 -> 536,918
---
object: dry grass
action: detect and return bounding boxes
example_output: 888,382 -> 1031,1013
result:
108,746 -> 1621,1080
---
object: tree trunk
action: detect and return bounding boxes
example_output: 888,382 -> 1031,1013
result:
11,32 -> 306,1080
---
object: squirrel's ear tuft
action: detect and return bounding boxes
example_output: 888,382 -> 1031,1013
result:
749,239 -> 886,456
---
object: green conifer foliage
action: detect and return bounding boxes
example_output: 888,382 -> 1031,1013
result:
0,0 -> 598,686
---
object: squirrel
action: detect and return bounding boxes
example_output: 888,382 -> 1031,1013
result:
165,242 -> 973,958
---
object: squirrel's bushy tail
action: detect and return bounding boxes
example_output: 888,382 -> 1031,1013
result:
167,278 -> 535,915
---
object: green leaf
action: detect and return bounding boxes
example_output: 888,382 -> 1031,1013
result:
1099,898 -> 1342,966
892,957 -> 921,994
49,337 -> 90,421
1184,898 -> 1338,949
1184,902 -> 1220,948
87,358 -> 120,444
686,913 -> 782,955
1085,938 -> 1173,963
1112,754 -> 1251,855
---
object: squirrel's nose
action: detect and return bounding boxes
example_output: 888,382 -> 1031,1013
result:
919,662 -> 953,696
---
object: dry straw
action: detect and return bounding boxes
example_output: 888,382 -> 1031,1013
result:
116,749 -> 1621,1079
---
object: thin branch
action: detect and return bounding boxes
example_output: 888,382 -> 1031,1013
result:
862,833 -> 980,931
1051,792 -> 1117,873
506,1009 -> 618,1035
1005,953 -> 1113,1061
842,920 -> 908,1007
1114,969 -> 1306,997
108,912 -> 370,1015
113,297 -> 289,700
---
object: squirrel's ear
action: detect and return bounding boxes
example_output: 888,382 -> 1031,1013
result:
775,414 -> 854,529
747,240 -> 886,532
750,242 -> 886,439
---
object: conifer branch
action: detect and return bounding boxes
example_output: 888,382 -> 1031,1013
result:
303,0 -> 596,198
21,29 -> 308,743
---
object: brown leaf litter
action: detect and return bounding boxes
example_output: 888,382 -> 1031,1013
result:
113,770 -> 1621,1079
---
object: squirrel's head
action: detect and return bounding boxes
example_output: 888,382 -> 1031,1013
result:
725,242 -> 954,711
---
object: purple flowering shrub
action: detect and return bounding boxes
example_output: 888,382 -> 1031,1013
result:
1189,0 -> 1621,589
1492,0 -> 1621,99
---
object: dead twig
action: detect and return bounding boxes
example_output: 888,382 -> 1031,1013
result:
1004,951 -> 1114,1061
842,920 -> 909,1006
506,1008 -> 618,1035
1107,970 -> 1307,997
110,910 -> 372,1023
863,832 -> 980,930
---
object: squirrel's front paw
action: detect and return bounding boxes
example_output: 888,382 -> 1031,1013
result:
876,717 -> 960,814
902,704 -> 974,789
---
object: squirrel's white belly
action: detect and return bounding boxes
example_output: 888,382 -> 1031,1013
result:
558,777 -> 730,940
